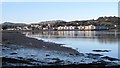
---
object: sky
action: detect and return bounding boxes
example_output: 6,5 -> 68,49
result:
1,0 -> 120,2
2,2 -> 118,24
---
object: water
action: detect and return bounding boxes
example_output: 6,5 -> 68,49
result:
24,30 -> 120,59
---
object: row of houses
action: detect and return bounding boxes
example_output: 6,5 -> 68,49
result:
55,25 -> 108,30
18,22 -> 109,30
5,26 -> 32,30
4,24 -> 109,31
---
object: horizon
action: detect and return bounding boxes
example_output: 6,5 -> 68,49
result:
2,2 -> 118,24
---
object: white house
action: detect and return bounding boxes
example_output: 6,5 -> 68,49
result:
57,26 -> 64,30
6,28 -> 15,30
57,26 -> 75,30
84,25 -> 95,30
78,26 -> 84,30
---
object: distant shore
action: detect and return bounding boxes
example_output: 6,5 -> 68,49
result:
2,28 -> 118,33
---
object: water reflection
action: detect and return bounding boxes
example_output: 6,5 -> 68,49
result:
23,30 -> 119,58
24,31 -> 120,43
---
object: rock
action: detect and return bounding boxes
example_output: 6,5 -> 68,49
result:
2,49 -> 5,50
10,52 -> 17,55
47,60 -> 64,64
52,58 -> 60,61
17,57 -> 23,59
54,60 -> 64,64
26,58 -> 37,62
69,53 -> 74,56
87,53 -> 103,56
81,59 -> 84,62
31,55 -> 35,57
79,53 -> 84,56
2,57 -> 32,65
92,50 -> 111,52
92,60 -> 109,65
46,54 -> 50,56
102,56 -> 119,61
86,53 -> 103,59
67,61 -> 70,62
75,53 -> 79,56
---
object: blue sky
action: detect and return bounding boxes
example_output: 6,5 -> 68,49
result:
1,0 -> 120,2
2,2 -> 118,24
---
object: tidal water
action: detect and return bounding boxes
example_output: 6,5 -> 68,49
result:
24,30 -> 120,59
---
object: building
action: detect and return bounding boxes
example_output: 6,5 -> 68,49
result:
84,25 -> 96,30
78,25 -> 95,30
78,26 -> 84,30
57,26 -> 75,30
95,26 -> 108,30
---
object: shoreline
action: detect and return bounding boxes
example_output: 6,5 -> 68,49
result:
2,30 -> 120,68
2,30 -> 79,54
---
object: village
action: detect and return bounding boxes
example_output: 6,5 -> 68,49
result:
1,16 -> 119,31
2,23 -> 110,31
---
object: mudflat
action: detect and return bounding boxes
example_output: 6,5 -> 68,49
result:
2,30 -> 79,54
